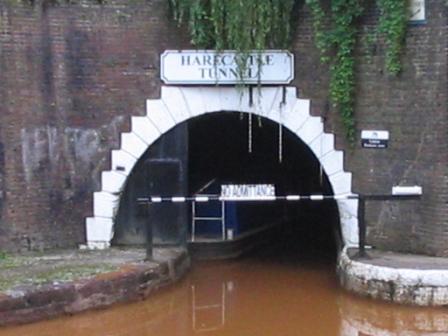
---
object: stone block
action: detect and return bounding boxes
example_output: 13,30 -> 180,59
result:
120,132 -> 148,159
131,116 -> 160,146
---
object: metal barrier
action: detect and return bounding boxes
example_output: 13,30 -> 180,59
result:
137,186 -> 422,260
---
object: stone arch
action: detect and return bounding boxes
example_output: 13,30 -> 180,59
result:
85,86 -> 358,249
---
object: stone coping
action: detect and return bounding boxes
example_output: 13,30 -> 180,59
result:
338,247 -> 448,306
0,248 -> 190,327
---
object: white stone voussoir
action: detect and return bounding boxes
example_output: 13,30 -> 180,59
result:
86,86 -> 356,252
101,171 -> 127,194
309,133 -> 335,159
146,99 -> 176,134
111,149 -> 137,175
320,150 -> 344,177
180,87 -> 207,118
86,217 -> 114,247
284,100 -> 310,132
121,132 -> 148,159
161,86 -> 191,123
329,172 -> 352,196
131,116 -> 160,146
93,191 -> 120,218
298,117 -> 324,145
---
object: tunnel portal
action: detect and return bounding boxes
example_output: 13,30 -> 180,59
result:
113,112 -> 341,260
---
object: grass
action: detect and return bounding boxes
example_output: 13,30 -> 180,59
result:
0,261 -> 118,291
30,264 -> 117,284
0,251 -> 7,260
0,253 -> 22,270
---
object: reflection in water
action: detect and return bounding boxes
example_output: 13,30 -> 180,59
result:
0,254 -> 447,336
338,292 -> 448,336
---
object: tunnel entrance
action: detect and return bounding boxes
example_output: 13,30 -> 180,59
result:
112,112 -> 341,261
85,87 -> 357,251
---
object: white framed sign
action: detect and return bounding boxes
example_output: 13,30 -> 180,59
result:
361,130 -> 389,149
409,0 -> 425,22
160,50 -> 294,85
221,184 -> 276,198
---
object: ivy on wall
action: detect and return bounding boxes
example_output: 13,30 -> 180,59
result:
307,0 -> 408,142
169,0 -> 294,50
377,0 -> 408,75
3,0 -> 409,143
170,0 -> 409,144
169,0 -> 295,80
307,0 -> 363,143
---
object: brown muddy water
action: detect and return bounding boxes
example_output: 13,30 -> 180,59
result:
0,250 -> 447,336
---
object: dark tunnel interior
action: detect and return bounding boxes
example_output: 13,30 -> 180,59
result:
113,112 -> 340,262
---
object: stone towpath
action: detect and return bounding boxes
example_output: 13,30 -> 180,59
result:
0,247 -> 190,327
347,248 -> 448,270
340,247 -> 448,305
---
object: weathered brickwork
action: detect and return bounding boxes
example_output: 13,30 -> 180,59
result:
0,0 -> 189,251
293,0 -> 447,256
0,0 -> 446,255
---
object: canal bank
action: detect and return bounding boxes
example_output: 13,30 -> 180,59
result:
1,245 -> 448,327
339,247 -> 448,306
0,248 -> 190,327
1,245 -> 448,336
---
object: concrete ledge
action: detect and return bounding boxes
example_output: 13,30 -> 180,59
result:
0,248 -> 190,327
338,247 -> 448,306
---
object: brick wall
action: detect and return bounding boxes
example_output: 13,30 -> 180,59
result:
0,0 -> 189,250
0,0 -> 446,255
293,0 -> 447,256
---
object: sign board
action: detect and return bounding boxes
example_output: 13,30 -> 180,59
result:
361,130 -> 389,149
409,0 -> 425,22
392,186 -> 422,196
221,184 -> 276,198
161,50 -> 294,85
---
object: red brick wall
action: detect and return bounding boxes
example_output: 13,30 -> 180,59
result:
292,0 -> 447,256
0,0 -> 446,255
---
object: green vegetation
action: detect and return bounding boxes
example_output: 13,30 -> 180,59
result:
377,0 -> 408,75
2,0 -> 409,143
27,264 -> 117,284
0,261 -> 117,291
169,0 -> 295,83
307,0 -> 364,143
306,0 -> 408,142
170,0 -> 409,143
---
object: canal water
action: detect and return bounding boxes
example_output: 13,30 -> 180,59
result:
1,242 -> 447,336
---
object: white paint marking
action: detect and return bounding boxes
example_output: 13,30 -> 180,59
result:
195,196 -> 209,202
310,195 -> 325,201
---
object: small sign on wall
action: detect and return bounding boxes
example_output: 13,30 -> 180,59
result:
361,130 -> 389,149
409,0 -> 425,23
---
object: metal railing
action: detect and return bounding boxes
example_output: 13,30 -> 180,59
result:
137,186 -> 422,260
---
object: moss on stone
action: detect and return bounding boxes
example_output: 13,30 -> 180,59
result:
0,254 -> 118,291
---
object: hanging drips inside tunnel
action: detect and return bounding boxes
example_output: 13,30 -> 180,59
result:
112,112 -> 340,261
